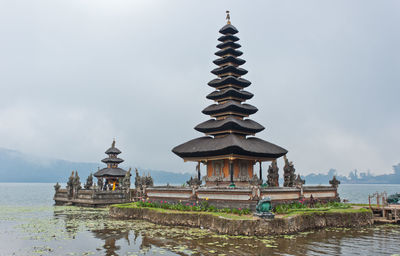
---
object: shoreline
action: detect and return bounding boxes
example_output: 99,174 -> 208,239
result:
109,204 -> 373,236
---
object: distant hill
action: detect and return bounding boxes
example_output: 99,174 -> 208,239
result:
0,148 -> 191,184
302,164 -> 400,185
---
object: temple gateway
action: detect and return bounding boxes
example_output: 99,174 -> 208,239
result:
172,13 -> 288,187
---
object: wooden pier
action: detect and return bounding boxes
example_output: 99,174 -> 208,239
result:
367,192 -> 400,224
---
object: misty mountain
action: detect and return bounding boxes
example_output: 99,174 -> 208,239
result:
0,148 -> 191,184
303,164 -> 400,185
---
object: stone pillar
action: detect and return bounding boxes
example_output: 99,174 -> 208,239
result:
229,160 -> 235,187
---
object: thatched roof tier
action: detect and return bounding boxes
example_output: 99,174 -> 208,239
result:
213,56 -> 246,66
218,34 -> 239,42
206,88 -> 253,101
208,76 -> 251,89
215,48 -> 243,57
211,65 -> 248,77
219,24 -> 239,35
195,117 -> 265,135
105,147 -> 121,155
94,167 -> 127,178
202,101 -> 257,116
172,134 -> 287,159
217,41 -> 241,49
101,157 -> 124,164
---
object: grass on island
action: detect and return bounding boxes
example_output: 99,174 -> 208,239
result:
112,202 -> 255,220
113,200 -> 371,220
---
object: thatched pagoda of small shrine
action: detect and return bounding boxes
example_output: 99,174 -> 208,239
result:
94,140 -> 128,190
172,12 -> 288,187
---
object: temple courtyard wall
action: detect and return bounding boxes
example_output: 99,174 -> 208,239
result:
54,188 -> 132,207
109,205 -> 373,236
144,185 -> 338,211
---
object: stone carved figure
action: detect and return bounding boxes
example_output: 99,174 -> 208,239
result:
121,168 -> 131,190
186,177 -> 202,186
329,176 -> 340,188
283,156 -> 296,187
54,182 -> 61,192
67,171 -> 75,198
134,169 -> 154,189
294,174 -> 305,188
267,160 -> 279,187
97,177 -> 103,190
84,173 -> 93,189
73,171 -> 81,191
249,174 -> 262,186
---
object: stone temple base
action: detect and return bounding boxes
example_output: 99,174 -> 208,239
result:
144,185 -> 339,211
54,188 -> 133,207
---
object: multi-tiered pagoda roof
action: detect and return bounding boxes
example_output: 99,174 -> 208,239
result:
94,140 -> 127,178
172,16 -> 287,161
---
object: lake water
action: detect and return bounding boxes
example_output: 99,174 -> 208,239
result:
0,183 -> 399,256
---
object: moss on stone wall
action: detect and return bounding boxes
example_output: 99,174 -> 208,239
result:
110,204 -> 373,236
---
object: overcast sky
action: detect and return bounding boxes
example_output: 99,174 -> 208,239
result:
0,0 -> 399,176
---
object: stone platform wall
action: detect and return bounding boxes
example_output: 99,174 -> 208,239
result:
54,188 -> 132,207
109,206 -> 373,236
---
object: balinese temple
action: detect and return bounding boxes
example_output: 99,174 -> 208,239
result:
172,12 -> 288,187
94,140 -> 128,190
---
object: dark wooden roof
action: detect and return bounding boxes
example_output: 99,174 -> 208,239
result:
217,41 -> 241,49
172,19 -> 287,162
219,24 -> 239,35
101,157 -> 124,164
202,101 -> 258,116
105,147 -> 121,155
206,88 -> 253,101
195,117 -> 265,134
94,167 -> 127,177
208,76 -> 251,88
172,134 -> 287,159
211,65 -> 248,76
213,56 -> 246,66
215,48 -> 243,57
218,34 -> 239,42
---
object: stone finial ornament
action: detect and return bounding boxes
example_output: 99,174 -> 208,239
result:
226,10 -> 231,24
294,174 -> 305,188
84,173 -> 93,189
329,176 -> 340,188
54,182 -> 60,192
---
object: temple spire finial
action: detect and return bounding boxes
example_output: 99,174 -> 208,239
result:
226,10 -> 231,24
112,138 -> 116,148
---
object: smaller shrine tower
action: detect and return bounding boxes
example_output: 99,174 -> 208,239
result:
94,140 -> 128,189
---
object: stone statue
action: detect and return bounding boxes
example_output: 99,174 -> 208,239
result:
54,182 -> 60,192
329,176 -> 340,188
186,176 -> 202,186
294,174 -> 305,188
67,171 -> 75,198
249,174 -> 262,186
84,173 -> 93,189
267,160 -> 279,187
254,197 -> 274,219
122,168 -> 131,190
134,169 -> 154,189
97,177 -> 103,190
283,156 -> 296,187
135,168 -> 140,188
73,171 -> 81,190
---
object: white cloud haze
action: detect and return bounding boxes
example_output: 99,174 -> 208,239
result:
0,0 -> 399,175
